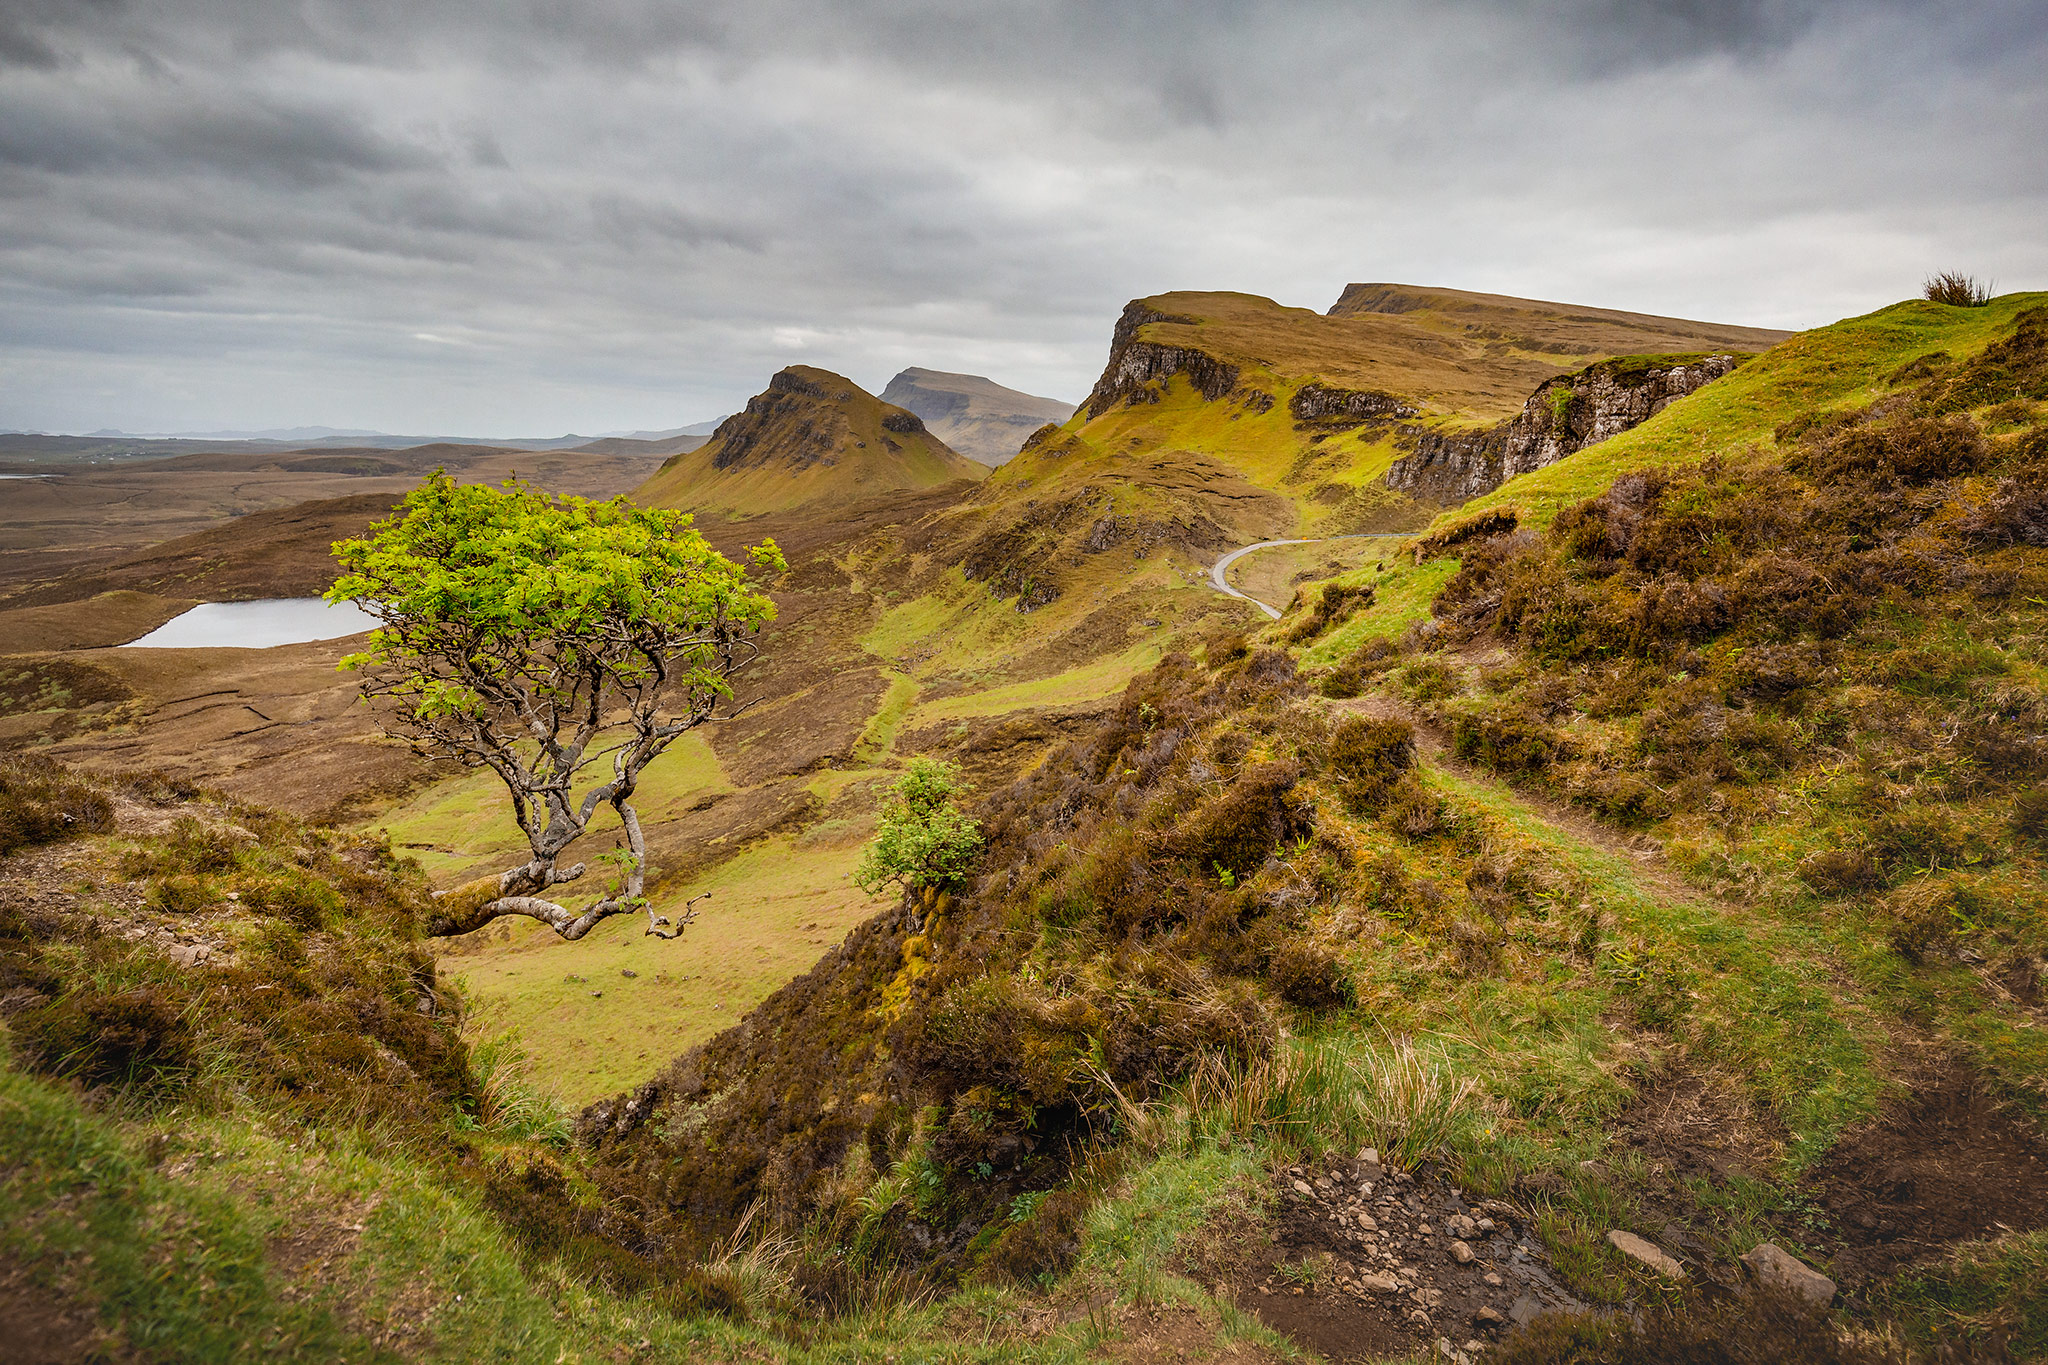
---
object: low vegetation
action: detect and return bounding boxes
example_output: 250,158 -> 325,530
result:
6,293 -> 2046,1363
1927,272 -> 1995,308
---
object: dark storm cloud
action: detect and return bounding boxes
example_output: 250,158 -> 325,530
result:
0,0 -> 2041,435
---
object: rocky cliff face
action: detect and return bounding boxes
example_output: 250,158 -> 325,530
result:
1384,354 -> 1744,504
1289,382 -> 1418,423
1083,302 -> 1242,417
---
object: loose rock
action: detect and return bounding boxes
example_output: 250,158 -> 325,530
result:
1605,1229 -> 1685,1278
1740,1242 -> 1836,1305
1449,1240 -> 1476,1264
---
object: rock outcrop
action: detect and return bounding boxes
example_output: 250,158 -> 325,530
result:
1385,353 -> 1744,504
1083,301 -> 1242,417
1289,382 -> 1418,424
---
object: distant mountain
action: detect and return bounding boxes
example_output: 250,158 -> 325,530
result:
569,434 -> 711,458
593,419 -> 727,441
635,366 -> 986,515
877,369 -> 1076,467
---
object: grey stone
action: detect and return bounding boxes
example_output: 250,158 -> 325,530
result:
1606,1229 -> 1685,1278
1741,1242 -> 1836,1305
1445,1213 -> 1478,1239
1359,1272 -> 1399,1294
1387,353 -> 1744,504
1450,1240 -> 1476,1264
1292,1179 -> 1314,1197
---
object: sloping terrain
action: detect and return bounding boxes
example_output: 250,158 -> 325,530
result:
892,285 -> 1779,646
1327,282 -> 1790,386
0,440 -> 667,587
634,366 -> 987,515
553,294 -> 2048,1359
880,368 -> 1077,467
566,433 -> 710,457
1,290 -> 2044,1365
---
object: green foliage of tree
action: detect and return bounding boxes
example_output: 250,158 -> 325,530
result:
329,472 -> 785,941
854,758 -> 984,896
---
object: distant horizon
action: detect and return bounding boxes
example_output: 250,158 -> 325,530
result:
2,361 -> 1095,442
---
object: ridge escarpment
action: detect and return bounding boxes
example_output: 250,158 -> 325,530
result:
1386,352 -> 1746,504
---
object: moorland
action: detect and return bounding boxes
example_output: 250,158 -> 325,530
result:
2,280 -> 2045,1364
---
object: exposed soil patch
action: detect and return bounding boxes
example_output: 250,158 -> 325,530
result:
0,1252 -> 109,1365
1616,1066 -> 1784,1188
1806,1058 -> 2048,1287
1101,1301 -> 1283,1364
1604,1065 -> 1793,1274
1193,1154 -> 1586,1365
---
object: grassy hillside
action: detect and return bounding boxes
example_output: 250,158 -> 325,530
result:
8,289 -> 2045,1364
1329,283 -> 1790,374
1437,292 -> 2048,531
635,365 -> 987,516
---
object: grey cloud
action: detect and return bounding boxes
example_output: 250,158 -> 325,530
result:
0,0 -> 2042,435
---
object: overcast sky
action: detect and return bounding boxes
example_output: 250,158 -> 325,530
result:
2,0 -> 2042,437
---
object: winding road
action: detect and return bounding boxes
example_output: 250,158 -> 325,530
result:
1209,533 -> 1402,619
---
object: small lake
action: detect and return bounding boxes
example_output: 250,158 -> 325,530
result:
124,598 -> 381,649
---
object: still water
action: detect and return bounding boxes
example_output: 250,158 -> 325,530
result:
124,598 -> 380,649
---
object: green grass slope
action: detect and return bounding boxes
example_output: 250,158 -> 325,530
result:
635,365 -> 986,516
951,286 -> 1787,583
1439,291 -> 2048,531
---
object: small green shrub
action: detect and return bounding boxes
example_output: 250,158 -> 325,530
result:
1451,702 -> 1565,772
1798,848 -> 1885,896
854,758 -> 985,895
146,875 -> 214,915
1399,659 -> 1459,703
975,1187 -> 1088,1284
122,815 -> 250,877
1325,716 -> 1414,812
1282,581 -> 1374,645
1267,940 -> 1353,1010
241,869 -> 344,930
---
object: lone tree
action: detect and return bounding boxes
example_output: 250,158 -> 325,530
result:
854,758 -> 983,897
329,473 -> 784,941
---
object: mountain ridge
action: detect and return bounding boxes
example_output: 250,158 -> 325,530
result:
634,364 -> 987,515
879,367 -> 1076,467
